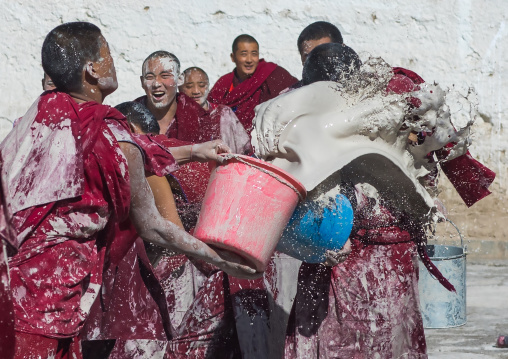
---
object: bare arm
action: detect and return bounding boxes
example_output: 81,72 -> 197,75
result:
147,173 -> 220,276
146,174 -> 184,229
119,142 -> 260,279
169,139 -> 231,165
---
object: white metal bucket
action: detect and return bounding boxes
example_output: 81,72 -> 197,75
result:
418,219 -> 467,328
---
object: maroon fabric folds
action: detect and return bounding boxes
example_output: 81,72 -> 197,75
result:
168,93 -> 221,142
439,149 -> 496,207
14,332 -> 83,359
208,59 -> 298,131
130,133 -> 179,176
1,92 -> 131,339
285,185 -> 428,358
84,237 -> 173,342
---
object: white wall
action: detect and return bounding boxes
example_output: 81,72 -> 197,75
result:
1,0 -> 506,171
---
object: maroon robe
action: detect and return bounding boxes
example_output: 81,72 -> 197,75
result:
208,59 -> 298,132
0,91 -> 132,357
0,159 -> 15,359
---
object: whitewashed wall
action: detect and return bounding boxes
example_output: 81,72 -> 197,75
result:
0,1 -> 505,171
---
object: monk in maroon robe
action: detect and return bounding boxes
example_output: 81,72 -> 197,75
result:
284,41 -> 494,358
1,22 -> 257,359
179,66 -> 251,155
138,51 -> 284,358
208,34 -> 298,132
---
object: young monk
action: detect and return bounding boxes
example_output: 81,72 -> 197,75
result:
137,52 -> 260,357
179,66 -> 251,154
178,67 -> 212,110
1,22 -> 257,359
208,34 -> 298,132
297,21 -> 344,65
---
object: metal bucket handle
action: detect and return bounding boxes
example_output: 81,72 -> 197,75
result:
445,218 -> 464,250
427,219 -> 467,264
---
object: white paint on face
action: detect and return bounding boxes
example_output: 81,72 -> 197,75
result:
178,69 -> 210,108
142,57 -> 179,110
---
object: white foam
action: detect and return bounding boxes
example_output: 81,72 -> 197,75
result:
252,58 -> 476,219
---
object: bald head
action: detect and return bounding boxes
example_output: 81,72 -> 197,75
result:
142,51 -> 181,76
232,34 -> 259,54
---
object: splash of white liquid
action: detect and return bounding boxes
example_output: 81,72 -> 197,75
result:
251,58 -> 477,219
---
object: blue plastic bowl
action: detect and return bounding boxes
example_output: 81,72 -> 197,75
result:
276,193 -> 354,263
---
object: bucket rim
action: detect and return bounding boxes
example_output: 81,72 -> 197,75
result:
424,253 -> 466,261
220,154 -> 307,200
424,244 -> 466,261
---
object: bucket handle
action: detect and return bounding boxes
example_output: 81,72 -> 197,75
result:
444,218 -> 466,253
223,154 -> 306,202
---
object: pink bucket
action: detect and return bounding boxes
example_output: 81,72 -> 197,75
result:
193,155 -> 306,272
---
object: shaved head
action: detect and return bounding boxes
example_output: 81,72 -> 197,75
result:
142,51 -> 181,76
182,66 -> 209,82
297,21 -> 343,55
232,34 -> 259,54
41,22 -> 103,92
115,101 -> 160,135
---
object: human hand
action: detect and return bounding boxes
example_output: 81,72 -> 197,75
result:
191,140 -> 231,164
323,239 -> 352,266
213,247 -> 263,279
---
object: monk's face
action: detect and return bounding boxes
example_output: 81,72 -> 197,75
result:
141,57 -> 178,109
42,73 -> 56,91
300,37 -> 332,65
94,37 -> 118,96
231,42 -> 259,81
178,69 -> 209,107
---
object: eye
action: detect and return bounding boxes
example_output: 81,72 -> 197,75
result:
161,72 -> 174,79
145,75 -> 154,80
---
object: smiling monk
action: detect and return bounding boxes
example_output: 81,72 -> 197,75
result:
208,34 -> 298,133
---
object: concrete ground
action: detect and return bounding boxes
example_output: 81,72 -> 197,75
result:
425,260 -> 508,359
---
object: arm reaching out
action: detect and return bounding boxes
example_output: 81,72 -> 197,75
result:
169,139 -> 231,165
120,142 -> 261,279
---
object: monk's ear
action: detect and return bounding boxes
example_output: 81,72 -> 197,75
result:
85,62 -> 99,80
140,75 -> 144,88
230,52 -> 235,63
128,122 -> 138,134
